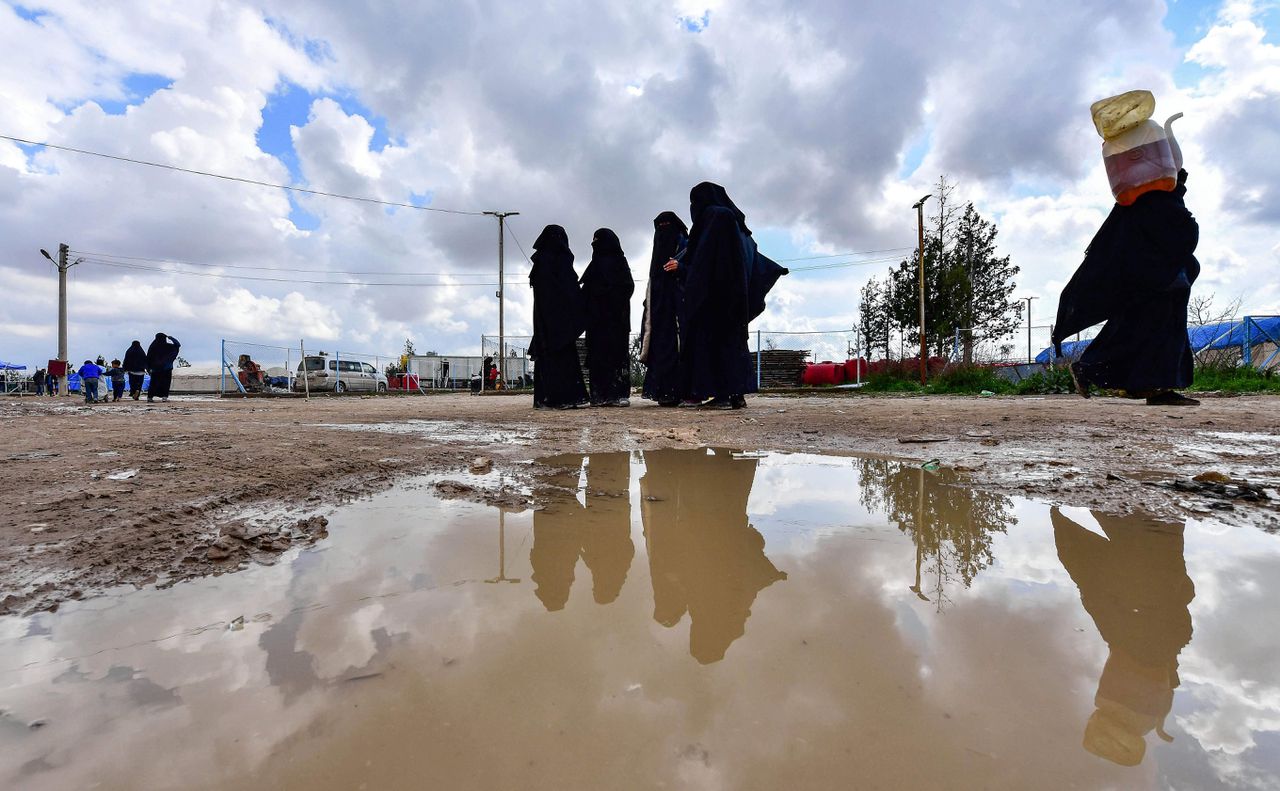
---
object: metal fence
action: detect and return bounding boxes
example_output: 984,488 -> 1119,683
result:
219,339 -> 405,396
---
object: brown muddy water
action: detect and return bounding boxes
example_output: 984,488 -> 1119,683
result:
2,449 -> 1278,790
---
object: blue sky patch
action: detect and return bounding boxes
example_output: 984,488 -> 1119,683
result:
680,11 -> 710,33
95,72 -> 174,115
258,81 -> 395,185
11,3 -> 48,23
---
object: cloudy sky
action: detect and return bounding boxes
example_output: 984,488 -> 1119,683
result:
1,0 -> 1277,370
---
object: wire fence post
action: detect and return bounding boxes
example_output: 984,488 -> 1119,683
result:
1244,316 -> 1253,368
747,326 -> 757,389
219,339 -> 225,396
335,349 -> 341,392
300,339 -> 309,400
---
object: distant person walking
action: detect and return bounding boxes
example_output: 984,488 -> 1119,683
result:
106,359 -> 126,402
77,359 -> 103,404
528,224 -> 589,410
123,340 -> 147,400
32,368 -> 45,396
639,211 -> 690,406
146,333 -> 180,403
1054,169 -> 1200,406
580,228 -> 635,407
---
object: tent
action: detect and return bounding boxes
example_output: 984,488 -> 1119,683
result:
1037,315 -> 1280,369
0,360 -> 27,370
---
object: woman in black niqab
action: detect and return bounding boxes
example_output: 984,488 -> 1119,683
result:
681,182 -> 787,408
639,211 -> 688,406
580,228 -> 635,406
1052,169 -> 1200,406
529,225 -> 589,409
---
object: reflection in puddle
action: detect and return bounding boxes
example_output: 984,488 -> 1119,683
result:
2,450 -> 1278,790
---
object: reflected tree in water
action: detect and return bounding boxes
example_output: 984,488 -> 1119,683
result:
854,458 -> 1016,609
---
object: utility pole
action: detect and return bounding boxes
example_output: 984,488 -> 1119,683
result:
40,244 -> 81,381
1023,296 -> 1038,363
912,194 -> 932,385
483,211 -> 518,388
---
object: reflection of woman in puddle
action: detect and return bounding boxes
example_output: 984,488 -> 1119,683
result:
641,448 -> 786,664
530,454 -> 634,611
1051,508 -> 1194,767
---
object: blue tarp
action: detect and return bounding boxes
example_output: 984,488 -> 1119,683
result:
0,360 -> 27,370
1037,316 -> 1280,364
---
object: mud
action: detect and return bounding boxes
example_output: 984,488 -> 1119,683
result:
2,449 -> 1277,789
1,392 -> 1278,616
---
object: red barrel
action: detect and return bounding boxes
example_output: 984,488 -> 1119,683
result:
844,358 -> 868,381
802,362 -> 846,386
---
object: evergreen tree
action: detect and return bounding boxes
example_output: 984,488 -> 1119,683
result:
857,278 -> 891,360
877,177 -> 1020,361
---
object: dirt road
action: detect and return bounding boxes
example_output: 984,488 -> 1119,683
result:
3,391 -> 1277,615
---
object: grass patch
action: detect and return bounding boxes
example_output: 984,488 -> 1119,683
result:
1014,367 -> 1077,395
927,366 -> 1014,395
1190,366 -> 1280,393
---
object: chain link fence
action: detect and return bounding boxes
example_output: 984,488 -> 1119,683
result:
219,339 -> 403,395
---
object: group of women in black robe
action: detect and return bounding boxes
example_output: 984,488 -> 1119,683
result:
528,182 -> 787,411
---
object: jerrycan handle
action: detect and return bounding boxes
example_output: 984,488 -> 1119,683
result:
1164,112 -> 1184,171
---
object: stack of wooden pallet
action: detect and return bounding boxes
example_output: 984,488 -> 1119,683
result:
756,348 -> 809,389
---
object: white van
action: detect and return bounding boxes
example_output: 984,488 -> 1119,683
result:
293,356 -> 388,393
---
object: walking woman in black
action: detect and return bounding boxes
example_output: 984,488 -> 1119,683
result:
639,211 -> 689,406
145,332 -> 180,403
580,228 -> 635,407
529,225 -> 589,410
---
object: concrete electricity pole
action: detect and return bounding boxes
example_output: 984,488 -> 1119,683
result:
912,194 -> 932,385
483,211 -> 519,388
40,243 -> 81,368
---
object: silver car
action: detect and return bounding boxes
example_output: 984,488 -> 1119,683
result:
293,356 -> 388,393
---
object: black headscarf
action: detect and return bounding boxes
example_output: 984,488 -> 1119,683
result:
649,211 -> 689,279
684,182 -> 787,327
529,225 -> 585,355
580,228 -> 635,333
123,340 -> 147,371
146,332 -> 180,368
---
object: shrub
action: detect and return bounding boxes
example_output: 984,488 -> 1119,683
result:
1015,367 -> 1077,395
928,365 -> 1014,395
1190,365 -> 1280,393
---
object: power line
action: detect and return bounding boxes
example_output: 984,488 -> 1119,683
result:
70,249 -> 515,278
2,134 -> 486,216
79,258 -> 524,287
776,247 -> 913,263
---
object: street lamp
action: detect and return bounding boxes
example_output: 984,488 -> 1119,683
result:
1022,296 -> 1038,364
482,211 -> 519,390
40,245 -> 82,370
912,194 -> 931,385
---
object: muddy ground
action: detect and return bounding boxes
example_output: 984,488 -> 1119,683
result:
2,391 -> 1277,616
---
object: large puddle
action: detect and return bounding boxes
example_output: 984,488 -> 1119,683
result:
2,449 -> 1278,789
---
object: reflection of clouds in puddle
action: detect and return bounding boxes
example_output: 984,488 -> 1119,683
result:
4,451 -> 1280,788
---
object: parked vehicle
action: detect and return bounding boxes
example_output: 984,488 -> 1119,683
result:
292,356 -> 388,393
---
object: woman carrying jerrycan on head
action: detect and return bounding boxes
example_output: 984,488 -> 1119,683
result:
1053,90 -> 1201,407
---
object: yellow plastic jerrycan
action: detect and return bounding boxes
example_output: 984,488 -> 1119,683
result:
1090,90 -> 1184,206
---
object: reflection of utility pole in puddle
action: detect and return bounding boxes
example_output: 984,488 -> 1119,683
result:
908,467 -> 930,602
485,511 -> 521,584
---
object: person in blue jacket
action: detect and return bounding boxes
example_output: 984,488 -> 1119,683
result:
76,359 -> 103,404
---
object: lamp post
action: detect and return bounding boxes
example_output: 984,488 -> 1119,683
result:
483,211 -> 519,389
41,244 -> 82,388
1022,296 -> 1038,363
912,194 -> 932,385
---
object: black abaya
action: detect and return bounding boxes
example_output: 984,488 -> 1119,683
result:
640,211 -> 688,404
1053,175 -> 1200,392
681,182 -> 787,403
580,228 -> 635,404
529,225 -> 588,409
